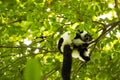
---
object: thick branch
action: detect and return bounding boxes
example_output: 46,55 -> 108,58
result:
89,20 -> 120,56
114,0 -> 118,8
90,20 -> 120,44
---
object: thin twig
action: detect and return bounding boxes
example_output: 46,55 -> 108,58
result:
92,21 -> 106,27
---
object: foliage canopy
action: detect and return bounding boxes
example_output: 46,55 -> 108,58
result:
0,0 -> 120,80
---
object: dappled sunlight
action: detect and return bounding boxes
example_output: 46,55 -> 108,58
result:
116,31 -> 120,39
103,39 -> 118,51
46,7 -> 51,12
97,11 -> 117,20
108,3 -> 114,9
23,38 -> 32,45
103,44 -> 111,51
34,49 -> 39,54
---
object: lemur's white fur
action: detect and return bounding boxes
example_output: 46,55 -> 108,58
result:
72,49 -> 86,61
80,31 -> 87,39
60,32 -> 72,53
72,39 -> 84,46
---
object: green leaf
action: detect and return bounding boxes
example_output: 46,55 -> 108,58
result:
24,58 -> 41,80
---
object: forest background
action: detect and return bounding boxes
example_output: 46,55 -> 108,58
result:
0,0 -> 120,80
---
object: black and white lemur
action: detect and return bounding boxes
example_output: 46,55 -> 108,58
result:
57,30 -> 93,80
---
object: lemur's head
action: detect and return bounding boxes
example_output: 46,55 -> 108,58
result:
79,31 -> 92,42
73,30 -> 92,46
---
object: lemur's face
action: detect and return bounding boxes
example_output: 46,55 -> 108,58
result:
83,33 -> 92,42
75,31 -> 92,43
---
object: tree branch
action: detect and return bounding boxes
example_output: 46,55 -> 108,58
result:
90,20 -> 120,44
92,21 -> 106,27
114,0 -> 118,8
0,45 -> 40,49
89,20 -> 120,56
74,19 -> 120,77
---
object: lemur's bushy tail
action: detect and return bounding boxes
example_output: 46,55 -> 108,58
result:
62,45 -> 72,80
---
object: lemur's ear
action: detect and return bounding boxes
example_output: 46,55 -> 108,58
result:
76,30 -> 83,33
